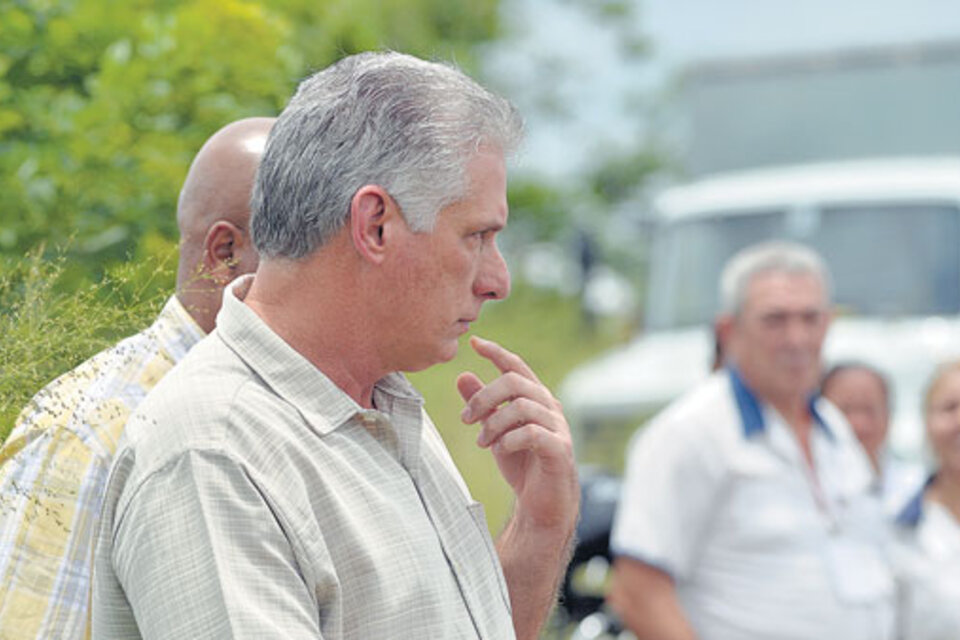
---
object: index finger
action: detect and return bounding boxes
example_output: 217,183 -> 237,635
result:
469,336 -> 541,384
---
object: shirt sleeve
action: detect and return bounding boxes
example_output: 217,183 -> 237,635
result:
0,426 -> 106,638
105,449 -> 323,639
610,412 -> 727,581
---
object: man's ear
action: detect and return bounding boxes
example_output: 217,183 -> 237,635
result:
715,313 -> 735,357
202,220 -> 244,285
349,185 -> 400,264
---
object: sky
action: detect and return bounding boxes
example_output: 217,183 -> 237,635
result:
486,0 -> 960,179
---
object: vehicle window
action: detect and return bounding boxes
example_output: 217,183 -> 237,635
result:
646,203 -> 960,329
818,203 -> 960,316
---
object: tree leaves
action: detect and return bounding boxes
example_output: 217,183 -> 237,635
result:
0,0 -> 500,280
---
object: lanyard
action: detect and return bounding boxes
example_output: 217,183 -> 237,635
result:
765,415 -> 843,534
799,453 -> 842,534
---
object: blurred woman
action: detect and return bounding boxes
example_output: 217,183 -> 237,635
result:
895,360 -> 960,640
821,362 -> 925,516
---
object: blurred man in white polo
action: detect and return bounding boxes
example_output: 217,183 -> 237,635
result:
607,241 -> 895,640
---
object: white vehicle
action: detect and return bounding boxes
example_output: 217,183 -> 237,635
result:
561,157 -> 960,471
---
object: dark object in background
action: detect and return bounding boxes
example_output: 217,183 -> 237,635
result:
560,467 -> 621,622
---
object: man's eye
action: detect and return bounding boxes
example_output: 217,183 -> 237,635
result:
938,401 -> 960,414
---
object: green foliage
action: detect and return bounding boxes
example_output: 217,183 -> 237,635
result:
506,178 -> 574,241
588,146 -> 668,205
0,244 -> 175,436
0,0 -> 501,280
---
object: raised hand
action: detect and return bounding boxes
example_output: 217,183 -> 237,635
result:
456,335 -> 578,531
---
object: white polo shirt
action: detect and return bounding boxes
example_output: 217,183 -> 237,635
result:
611,369 -> 895,640
894,479 -> 960,640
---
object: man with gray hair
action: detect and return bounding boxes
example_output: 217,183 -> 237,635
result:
606,241 -> 895,639
93,52 -> 579,640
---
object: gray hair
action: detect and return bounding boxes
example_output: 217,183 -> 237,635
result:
251,51 -> 523,259
719,241 -> 831,315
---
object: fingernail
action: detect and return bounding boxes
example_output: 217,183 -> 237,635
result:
461,406 -> 473,422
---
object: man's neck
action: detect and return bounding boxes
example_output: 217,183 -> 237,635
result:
772,397 -> 815,467
243,257 -> 385,409
174,286 -> 218,335
768,396 -> 812,431
737,369 -> 812,429
739,371 -> 816,465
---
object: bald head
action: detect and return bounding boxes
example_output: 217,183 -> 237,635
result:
177,117 -> 273,256
176,117 -> 274,332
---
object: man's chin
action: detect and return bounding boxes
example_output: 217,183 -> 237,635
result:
402,342 -> 460,373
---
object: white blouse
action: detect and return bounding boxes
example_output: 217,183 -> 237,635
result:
898,499 -> 960,640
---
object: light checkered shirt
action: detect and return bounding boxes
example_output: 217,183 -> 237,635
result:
0,296 -> 204,639
93,275 -> 516,639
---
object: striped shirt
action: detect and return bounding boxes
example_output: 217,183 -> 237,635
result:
0,297 -> 204,639
92,275 -> 515,639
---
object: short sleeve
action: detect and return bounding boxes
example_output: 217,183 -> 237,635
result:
610,412 -> 727,581
98,449 -> 323,639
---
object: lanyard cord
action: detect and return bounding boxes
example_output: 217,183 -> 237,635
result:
799,453 -> 842,534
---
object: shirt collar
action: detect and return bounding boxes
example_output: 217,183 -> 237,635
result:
215,275 -> 424,436
896,473 -> 938,528
727,366 -> 833,440
151,294 -> 207,360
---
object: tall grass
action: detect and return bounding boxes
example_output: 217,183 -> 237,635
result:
0,248 -> 174,436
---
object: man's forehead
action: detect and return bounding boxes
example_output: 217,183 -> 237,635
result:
747,270 -> 824,295
742,270 -> 827,310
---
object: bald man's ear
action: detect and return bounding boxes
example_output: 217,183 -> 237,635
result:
350,185 -> 403,264
202,220 -> 247,286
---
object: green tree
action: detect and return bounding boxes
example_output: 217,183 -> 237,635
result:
0,0 -> 500,280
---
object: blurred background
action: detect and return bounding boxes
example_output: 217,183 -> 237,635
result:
4,4 -> 960,630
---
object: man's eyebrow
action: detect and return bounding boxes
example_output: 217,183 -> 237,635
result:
472,221 -> 505,234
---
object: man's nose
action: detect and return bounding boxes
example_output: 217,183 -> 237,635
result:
785,316 -> 816,345
475,244 -> 511,301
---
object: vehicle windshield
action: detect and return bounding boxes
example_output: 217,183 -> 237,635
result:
646,203 -> 960,330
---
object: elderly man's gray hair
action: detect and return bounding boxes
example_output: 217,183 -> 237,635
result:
251,51 -> 523,259
719,241 -> 832,315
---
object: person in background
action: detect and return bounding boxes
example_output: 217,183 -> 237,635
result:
0,117 -> 272,639
821,362 -> 925,516
894,360 -> 960,640
93,52 -> 579,640
607,241 -> 895,640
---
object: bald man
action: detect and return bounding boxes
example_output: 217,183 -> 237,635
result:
0,117 -> 273,639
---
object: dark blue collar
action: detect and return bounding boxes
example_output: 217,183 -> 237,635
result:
896,473 -> 938,528
728,367 -> 833,440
